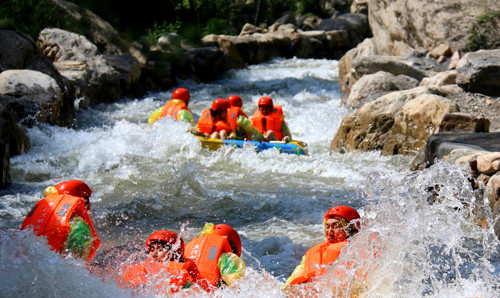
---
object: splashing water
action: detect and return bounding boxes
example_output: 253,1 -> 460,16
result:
0,58 -> 498,297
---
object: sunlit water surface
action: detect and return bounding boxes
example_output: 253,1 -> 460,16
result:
0,58 -> 498,297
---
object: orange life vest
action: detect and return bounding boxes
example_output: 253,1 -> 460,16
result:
226,106 -> 248,133
119,259 -> 191,293
251,105 -> 284,140
289,240 -> 348,285
20,194 -> 100,262
184,234 -> 233,286
197,109 -> 233,135
160,100 -> 189,120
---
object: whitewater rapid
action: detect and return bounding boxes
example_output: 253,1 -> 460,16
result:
0,58 -> 498,297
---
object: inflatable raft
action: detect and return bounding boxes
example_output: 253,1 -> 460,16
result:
196,136 -> 308,155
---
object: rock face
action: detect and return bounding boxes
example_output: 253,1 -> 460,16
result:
419,70 -> 458,87
331,86 -> 457,155
0,70 -> 62,124
38,28 -> 141,106
347,71 -> 419,108
0,29 -> 75,126
203,12 -> 371,69
438,113 -> 490,133
456,49 -> 500,96
368,0 -> 500,55
338,38 -> 377,100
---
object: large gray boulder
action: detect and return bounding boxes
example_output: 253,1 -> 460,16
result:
38,28 -> 126,106
338,38 -> 377,99
352,55 -> 428,81
347,71 -> 419,108
0,70 -> 63,124
0,29 -> 75,126
368,0 -> 500,55
331,86 -> 458,156
456,49 -> 500,96
317,13 -> 370,47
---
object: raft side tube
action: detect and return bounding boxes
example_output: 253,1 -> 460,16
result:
195,136 -> 308,155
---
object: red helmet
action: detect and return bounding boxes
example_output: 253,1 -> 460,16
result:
55,180 -> 92,198
211,98 -> 230,111
214,224 -> 242,257
258,96 -> 273,107
227,95 -> 243,108
324,206 -> 360,222
172,88 -> 190,105
146,230 -> 185,256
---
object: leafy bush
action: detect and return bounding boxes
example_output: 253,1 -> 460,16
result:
465,10 -> 500,52
203,18 -> 230,36
146,21 -> 182,45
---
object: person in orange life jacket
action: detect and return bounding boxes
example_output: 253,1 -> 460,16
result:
20,180 -> 100,262
184,223 -> 246,288
148,87 -> 194,125
283,206 -> 361,288
251,96 -> 292,142
195,98 -> 236,139
226,95 -> 252,140
118,230 -> 211,294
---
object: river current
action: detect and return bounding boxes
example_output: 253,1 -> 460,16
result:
0,58 -> 499,297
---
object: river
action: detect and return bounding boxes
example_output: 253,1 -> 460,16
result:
0,58 -> 499,297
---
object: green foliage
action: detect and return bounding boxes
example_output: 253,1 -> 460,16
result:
0,0 -> 83,39
203,18 -> 230,36
146,21 -> 182,45
465,10 -> 500,52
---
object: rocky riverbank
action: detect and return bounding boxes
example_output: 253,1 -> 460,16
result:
330,0 -> 500,237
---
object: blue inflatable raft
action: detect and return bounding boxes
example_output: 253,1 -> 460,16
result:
196,136 -> 308,155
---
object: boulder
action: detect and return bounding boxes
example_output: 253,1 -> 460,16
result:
157,33 -> 182,50
432,85 -> 500,132
448,51 -> 461,70
0,29 -> 74,126
438,113 -> 490,133
419,70 -> 457,87
387,94 -> 457,155
477,152 -> 500,175
429,44 -> 452,59
331,86 -> 457,155
102,55 -> 142,98
38,28 -> 125,106
424,132 -> 500,167
202,33 -> 292,66
298,16 -> 322,31
347,71 -> 419,108
486,172 -> 500,210
456,49 -> 500,96
0,70 -> 62,124
368,0 -> 500,55
202,34 -> 246,69
240,23 -> 264,36
317,13 -> 369,47
338,38 -> 377,98
350,0 -> 368,15
291,33 -> 324,58
185,47 -> 226,82
352,55 -> 428,81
